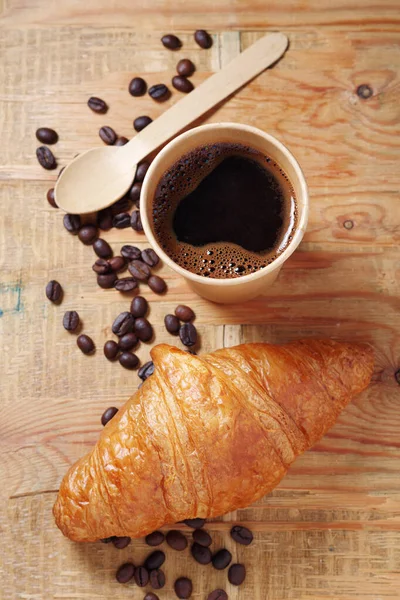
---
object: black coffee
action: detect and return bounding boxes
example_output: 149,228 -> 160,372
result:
153,142 -> 297,278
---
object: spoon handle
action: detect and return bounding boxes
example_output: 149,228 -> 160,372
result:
120,32 -> 288,163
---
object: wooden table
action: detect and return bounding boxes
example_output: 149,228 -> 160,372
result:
1,1 -> 399,598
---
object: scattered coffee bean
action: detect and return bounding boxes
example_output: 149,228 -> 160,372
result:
172,75 -> 194,94
135,162 -> 150,182
179,323 -> 197,347
175,305 -> 195,322
131,210 -> 144,231
109,256 -> 126,272
134,115 -> 153,132
46,188 -> 57,208
134,566 -> 149,587
138,361 -> 155,381
192,528 -> 212,547
150,569 -> 166,590
177,59 -> 195,77
161,34 -> 182,50
36,127 -> 58,144
129,76 -> 147,96
212,549 -> 232,570
63,213 -> 81,234
148,84 -> 170,102
174,577 -> 192,599
145,531 -> 165,546
101,406 -> 118,425
97,272 -> 117,288
119,351 -> 139,370
100,536 -> 115,543
141,248 -> 160,267
134,318 -> 153,342
36,146 -> 57,170
191,542 -> 212,565
114,277 -> 138,292
113,212 -> 131,229
116,562 -> 135,584
78,225 -> 98,245
93,238 -> 112,258
93,258 -> 111,274
77,334 -> 95,355
128,259 -> 151,281
46,280 -> 62,303
166,530 -> 187,551
207,590 -> 228,600
130,296 -> 148,317
114,136 -> 129,146
184,518 -> 205,528
230,524 -> 253,546
144,550 -> 166,570
194,29 -> 212,49
129,182 -> 142,205
145,594 -> 160,600
148,275 -> 166,294
228,563 -> 246,586
103,341 -> 119,361
97,208 -> 113,231
87,96 -> 108,114
99,126 -> 117,145
112,312 -> 135,336
63,310 -> 80,332
121,245 -> 141,261
164,314 -> 180,335
111,196 -> 131,215
112,536 -> 131,549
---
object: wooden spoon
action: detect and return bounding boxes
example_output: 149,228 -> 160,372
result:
55,32 -> 288,214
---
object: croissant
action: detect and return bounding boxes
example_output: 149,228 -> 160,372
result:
54,339 -> 373,542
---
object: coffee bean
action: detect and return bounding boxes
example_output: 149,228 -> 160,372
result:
184,518 -> 205,528
134,318 -> 153,342
63,310 -> 80,332
179,323 -> 197,347
166,530 -> 187,551
129,76 -> 147,97
230,524 -> 253,546
174,577 -> 192,599
211,549 -> 232,570
101,406 -> 118,425
207,590 -> 228,600
134,116 -> 153,132
131,210 -> 144,231
119,351 -> 139,370
148,84 -> 170,102
112,536 -> 131,549
145,531 -> 165,546
145,594 -> 160,600
109,256 -> 126,272
228,563 -> 246,586
93,238 -> 112,258
112,312 -> 135,336
134,566 -> 149,587
63,213 -> 81,234
150,569 -> 166,590
114,277 -> 138,292
97,272 -> 117,288
113,212 -> 131,229
46,188 -> 57,208
135,162 -> 150,182
128,260 -> 151,281
144,550 -> 166,570
191,542 -> 212,565
118,333 -> 138,351
46,280 -> 62,303
175,305 -> 195,322
97,208 -> 113,231
103,341 -> 119,361
130,296 -> 148,317
121,245 -> 141,261
164,314 -> 180,335
161,34 -> 182,50
172,75 -> 194,94
78,225 -> 98,245
192,528 -> 212,547
194,29 -> 212,49
36,127 -> 58,144
141,248 -> 159,267
148,275 -> 166,294
114,136 -> 129,146
138,361 -> 155,381
100,536 -> 115,543
129,182 -> 142,205
116,562 -> 135,584
77,334 -> 95,355
36,146 -> 57,170
110,196 -> 131,215
177,59 -> 195,77
99,126 -> 117,145
87,97 -> 108,114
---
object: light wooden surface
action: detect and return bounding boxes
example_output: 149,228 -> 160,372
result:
0,1 -> 399,599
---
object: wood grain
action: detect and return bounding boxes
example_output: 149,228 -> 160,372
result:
0,3 -> 399,598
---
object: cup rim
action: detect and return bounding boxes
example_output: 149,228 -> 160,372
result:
141,122 -> 309,287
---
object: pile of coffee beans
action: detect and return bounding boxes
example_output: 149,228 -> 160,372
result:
164,305 -> 198,349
